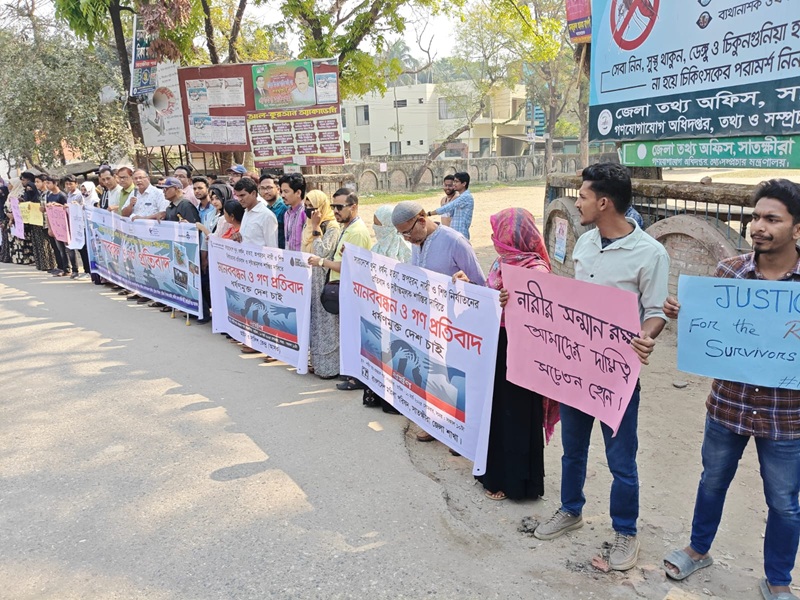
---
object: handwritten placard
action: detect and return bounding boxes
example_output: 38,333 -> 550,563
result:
45,204 -> 70,244
503,264 -> 642,434
677,274 -> 800,390
19,201 -> 44,227
9,197 -> 24,239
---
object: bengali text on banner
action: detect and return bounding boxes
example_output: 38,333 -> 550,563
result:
502,265 -> 642,434
208,236 -> 313,374
677,274 -> 800,390
85,207 -> 203,316
339,243 -> 501,475
45,204 -> 71,244
9,198 -> 24,239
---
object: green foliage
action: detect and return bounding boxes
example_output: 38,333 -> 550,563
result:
0,30 -> 130,167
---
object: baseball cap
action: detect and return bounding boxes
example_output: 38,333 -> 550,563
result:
157,177 -> 183,190
227,164 -> 247,175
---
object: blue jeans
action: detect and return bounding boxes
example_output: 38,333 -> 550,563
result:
559,386 -> 640,536
690,415 -> 800,587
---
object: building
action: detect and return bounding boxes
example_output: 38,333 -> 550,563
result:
341,82 -> 535,161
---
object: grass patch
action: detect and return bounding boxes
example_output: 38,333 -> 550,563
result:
357,178 -> 547,205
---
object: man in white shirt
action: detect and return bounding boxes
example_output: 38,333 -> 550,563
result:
121,169 -> 168,220
290,66 -> 316,105
98,167 -> 123,212
232,177 -> 278,247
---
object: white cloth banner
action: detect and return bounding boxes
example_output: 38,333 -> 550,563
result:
67,202 -> 86,250
339,243 -> 501,475
208,236 -> 313,374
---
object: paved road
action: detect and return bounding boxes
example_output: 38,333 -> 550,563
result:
1,264 -> 772,600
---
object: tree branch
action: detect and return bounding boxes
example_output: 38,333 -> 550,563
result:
227,0 -> 248,63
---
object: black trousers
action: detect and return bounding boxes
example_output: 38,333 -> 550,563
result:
49,234 -> 68,271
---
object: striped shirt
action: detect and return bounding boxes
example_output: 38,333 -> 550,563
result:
706,251 -> 800,440
284,203 -> 307,252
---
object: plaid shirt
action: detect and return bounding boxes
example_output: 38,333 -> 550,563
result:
434,189 -> 474,240
707,250 -> 800,440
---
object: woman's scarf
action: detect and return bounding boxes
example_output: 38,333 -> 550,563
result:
209,183 -> 233,207
486,207 -> 551,291
301,189 -> 338,253
371,204 -> 411,263
486,207 -> 559,443
80,181 -> 100,207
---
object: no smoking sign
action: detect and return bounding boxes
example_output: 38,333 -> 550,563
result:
610,0 -> 659,51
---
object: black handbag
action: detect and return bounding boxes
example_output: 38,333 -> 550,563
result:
320,266 -> 340,314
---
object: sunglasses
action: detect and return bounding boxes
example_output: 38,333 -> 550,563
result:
331,203 -> 354,211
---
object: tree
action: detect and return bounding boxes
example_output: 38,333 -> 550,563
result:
0,29 -> 130,170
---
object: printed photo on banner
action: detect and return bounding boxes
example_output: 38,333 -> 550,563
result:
85,207 -> 203,316
553,217 -> 568,263
339,243 -> 501,474
138,61 -> 187,147
67,202 -> 86,250
502,264 -> 642,434
252,59 -> 316,110
207,237 -> 312,374
677,274 -> 800,390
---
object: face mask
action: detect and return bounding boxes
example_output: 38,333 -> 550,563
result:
305,208 -> 314,219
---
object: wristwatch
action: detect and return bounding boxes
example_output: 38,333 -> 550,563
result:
317,257 -> 325,267
312,230 -> 321,237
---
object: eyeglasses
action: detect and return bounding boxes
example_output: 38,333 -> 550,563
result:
331,203 -> 354,211
398,218 -> 420,238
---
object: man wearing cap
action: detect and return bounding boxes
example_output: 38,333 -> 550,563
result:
161,177 -> 200,224
227,165 -> 247,185
122,169 -> 168,220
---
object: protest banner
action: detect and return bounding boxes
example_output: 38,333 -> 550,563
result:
339,243 -> 501,474
566,0 -> 591,43
67,203 -> 86,250
208,237 -> 312,374
19,201 -> 44,227
85,207 -> 203,316
9,197 -> 24,239
45,204 -> 70,244
502,265 -> 642,434
590,0 -> 800,143
677,274 -> 800,390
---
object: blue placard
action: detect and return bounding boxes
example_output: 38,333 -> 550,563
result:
677,274 -> 800,390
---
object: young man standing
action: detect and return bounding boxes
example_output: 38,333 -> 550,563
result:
62,175 -> 90,279
279,173 -> 308,252
427,171 -> 474,240
259,174 -> 288,249
438,174 -> 456,227
193,176 -> 215,323
533,163 -> 670,572
98,167 -> 123,212
115,167 -> 136,211
232,177 -> 278,247
662,179 -> 800,600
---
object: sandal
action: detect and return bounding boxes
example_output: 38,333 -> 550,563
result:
484,490 -> 507,501
159,306 -> 172,313
416,432 -> 435,442
336,379 -> 365,391
663,549 -> 713,581
760,578 -> 799,600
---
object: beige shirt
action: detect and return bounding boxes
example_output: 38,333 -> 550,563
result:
573,218 -> 670,324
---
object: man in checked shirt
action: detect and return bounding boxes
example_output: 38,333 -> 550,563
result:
663,179 -> 800,600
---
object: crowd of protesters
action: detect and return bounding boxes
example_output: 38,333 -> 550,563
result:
1,161 -> 799,598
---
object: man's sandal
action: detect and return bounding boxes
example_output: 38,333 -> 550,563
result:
760,578 -> 800,600
663,549 -> 713,581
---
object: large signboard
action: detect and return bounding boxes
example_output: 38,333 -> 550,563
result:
86,207 -> 203,316
339,244 -> 501,475
138,61 -> 188,147
590,0 -> 800,142
247,58 -> 344,167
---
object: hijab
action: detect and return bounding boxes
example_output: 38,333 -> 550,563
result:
372,204 -> 411,263
486,207 -> 551,291
209,183 -> 233,212
486,207 -> 559,443
301,189 -> 338,253
22,181 -> 39,203
80,181 -> 100,206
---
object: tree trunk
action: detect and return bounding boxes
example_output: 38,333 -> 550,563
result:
578,76 -> 589,170
109,0 -> 146,168
227,0 -> 248,63
199,0 -> 220,64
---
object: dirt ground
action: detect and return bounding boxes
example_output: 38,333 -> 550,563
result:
358,169 -> 799,599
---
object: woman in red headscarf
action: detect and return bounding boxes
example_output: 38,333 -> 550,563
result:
456,207 -> 559,501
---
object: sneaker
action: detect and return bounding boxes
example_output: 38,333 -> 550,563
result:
533,509 -> 584,540
609,533 -> 640,571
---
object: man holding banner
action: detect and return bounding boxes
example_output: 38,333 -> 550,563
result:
662,180 -> 800,600
533,164 -> 670,572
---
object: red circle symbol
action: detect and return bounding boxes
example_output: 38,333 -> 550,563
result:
610,0 -> 659,51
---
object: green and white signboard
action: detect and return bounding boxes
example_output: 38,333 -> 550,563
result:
621,136 -> 800,169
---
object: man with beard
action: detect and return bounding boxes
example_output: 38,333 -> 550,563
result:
662,179 -> 800,600
439,174 -> 455,227
193,175 -> 215,323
